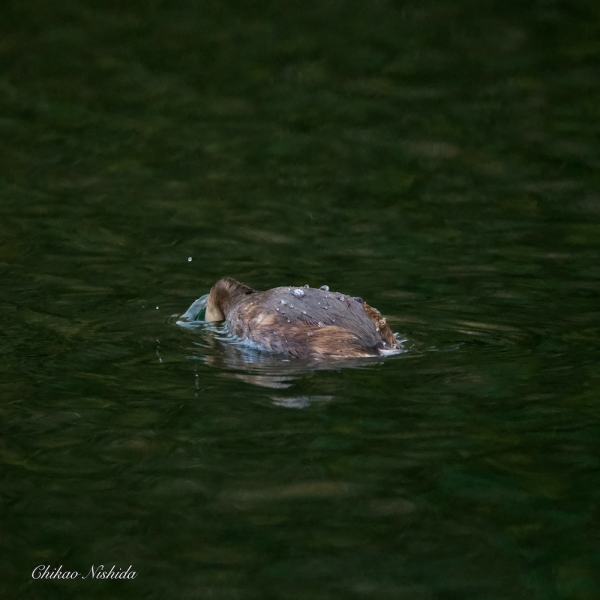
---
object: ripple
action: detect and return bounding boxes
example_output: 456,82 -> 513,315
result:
176,296 -> 406,388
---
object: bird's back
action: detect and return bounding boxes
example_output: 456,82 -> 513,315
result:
225,285 -> 398,359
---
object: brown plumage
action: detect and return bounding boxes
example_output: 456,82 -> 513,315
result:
204,277 -> 402,359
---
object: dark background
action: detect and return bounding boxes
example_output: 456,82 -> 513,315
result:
1,1 -> 599,599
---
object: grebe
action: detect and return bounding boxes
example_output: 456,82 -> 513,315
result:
204,278 -> 402,359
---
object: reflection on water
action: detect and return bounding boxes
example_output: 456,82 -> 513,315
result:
271,395 -> 334,409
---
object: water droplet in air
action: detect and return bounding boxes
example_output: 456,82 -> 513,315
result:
320,285 -> 329,291
303,284 -> 309,288
287,319 -> 291,323
156,306 -> 159,309
376,327 -> 380,331
293,289 -> 305,297
276,308 -> 280,312
187,257 -> 192,262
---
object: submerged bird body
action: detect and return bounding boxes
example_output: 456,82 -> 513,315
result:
205,278 -> 401,359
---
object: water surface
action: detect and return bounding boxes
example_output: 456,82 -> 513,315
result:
1,1 -> 600,598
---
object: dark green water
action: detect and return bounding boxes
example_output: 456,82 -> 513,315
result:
2,1 -> 600,598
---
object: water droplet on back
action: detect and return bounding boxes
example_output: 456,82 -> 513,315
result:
293,289 -> 305,297
320,285 -> 329,291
